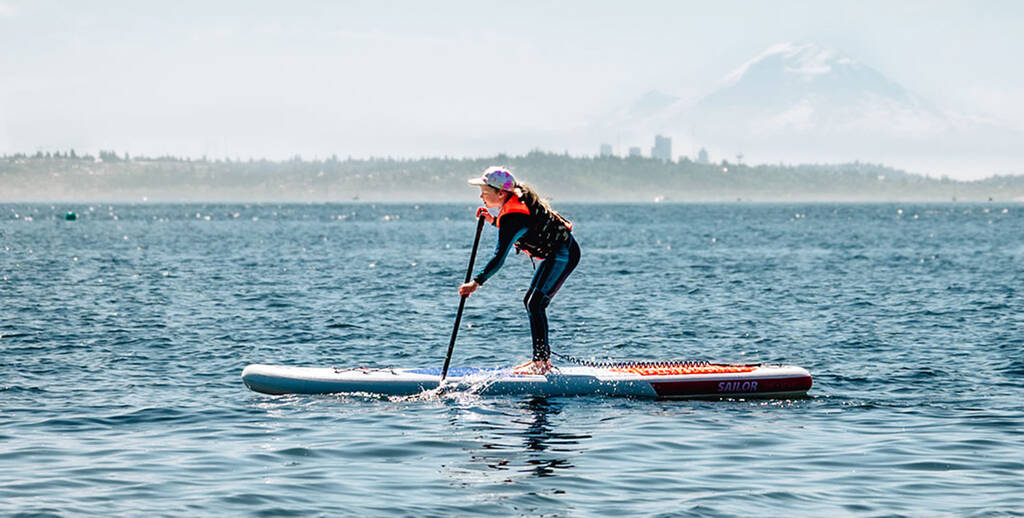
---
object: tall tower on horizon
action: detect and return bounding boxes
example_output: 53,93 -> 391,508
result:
651,135 -> 672,162
697,147 -> 709,164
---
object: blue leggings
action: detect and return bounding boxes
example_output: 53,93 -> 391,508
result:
524,237 -> 581,362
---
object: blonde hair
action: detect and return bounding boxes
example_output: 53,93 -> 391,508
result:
513,182 -> 555,215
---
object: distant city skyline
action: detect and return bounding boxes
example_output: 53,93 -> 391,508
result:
597,135 -> 671,161
2,0 -> 1023,180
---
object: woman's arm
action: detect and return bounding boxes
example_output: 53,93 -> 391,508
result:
471,213 -> 530,286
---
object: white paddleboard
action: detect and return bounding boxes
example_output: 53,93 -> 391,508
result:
241,363 -> 812,399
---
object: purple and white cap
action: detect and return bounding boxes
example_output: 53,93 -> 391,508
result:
468,166 -> 516,191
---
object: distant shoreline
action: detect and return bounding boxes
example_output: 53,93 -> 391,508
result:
3,201 -> 1022,208
3,151 -> 1022,203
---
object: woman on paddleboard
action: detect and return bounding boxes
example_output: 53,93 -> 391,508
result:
458,167 -> 581,375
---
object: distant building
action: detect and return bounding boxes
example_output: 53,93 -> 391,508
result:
628,147 -> 642,158
599,143 -> 613,157
697,147 -> 709,164
651,135 -> 672,162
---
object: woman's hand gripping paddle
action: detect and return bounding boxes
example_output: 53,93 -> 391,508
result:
441,213 -> 487,382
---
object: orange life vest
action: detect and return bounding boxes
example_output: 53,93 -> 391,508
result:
496,195 -> 573,259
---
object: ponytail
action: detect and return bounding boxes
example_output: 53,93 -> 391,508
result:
513,182 -> 555,216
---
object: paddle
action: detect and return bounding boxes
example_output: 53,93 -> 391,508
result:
441,213 -> 487,381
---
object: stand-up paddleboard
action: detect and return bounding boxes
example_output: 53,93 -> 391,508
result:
241,362 -> 812,399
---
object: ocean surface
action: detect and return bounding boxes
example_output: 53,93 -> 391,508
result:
1,202 -> 1021,517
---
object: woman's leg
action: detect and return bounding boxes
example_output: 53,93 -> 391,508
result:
525,259 -> 554,362
524,240 -> 581,362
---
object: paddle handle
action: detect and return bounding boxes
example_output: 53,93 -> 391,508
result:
441,214 -> 487,381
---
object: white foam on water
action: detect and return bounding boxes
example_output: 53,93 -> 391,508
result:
392,368 -> 513,403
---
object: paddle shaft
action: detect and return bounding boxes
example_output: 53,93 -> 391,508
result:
441,214 -> 487,381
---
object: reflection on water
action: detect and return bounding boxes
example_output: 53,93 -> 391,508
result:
516,397 -> 588,477
452,397 -> 591,482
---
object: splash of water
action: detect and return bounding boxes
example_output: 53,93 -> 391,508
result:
392,368 -> 514,403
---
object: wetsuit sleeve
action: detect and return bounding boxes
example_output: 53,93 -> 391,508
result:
472,213 -> 530,285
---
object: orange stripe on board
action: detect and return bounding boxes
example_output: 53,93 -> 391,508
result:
610,364 -> 758,376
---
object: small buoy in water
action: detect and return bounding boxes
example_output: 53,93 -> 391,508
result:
65,211 -> 77,221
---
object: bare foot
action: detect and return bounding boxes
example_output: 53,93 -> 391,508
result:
512,360 -> 552,375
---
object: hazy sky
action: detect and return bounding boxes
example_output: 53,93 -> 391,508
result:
2,0 -> 1022,178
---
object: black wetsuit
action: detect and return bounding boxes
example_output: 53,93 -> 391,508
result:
472,212 -> 581,362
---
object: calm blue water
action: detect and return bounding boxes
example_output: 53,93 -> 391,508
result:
1,202 -> 1021,517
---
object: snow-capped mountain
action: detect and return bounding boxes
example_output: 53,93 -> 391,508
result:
600,42 -> 1021,177
693,43 -> 946,134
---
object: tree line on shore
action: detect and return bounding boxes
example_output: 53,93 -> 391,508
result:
2,150 -> 1021,202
